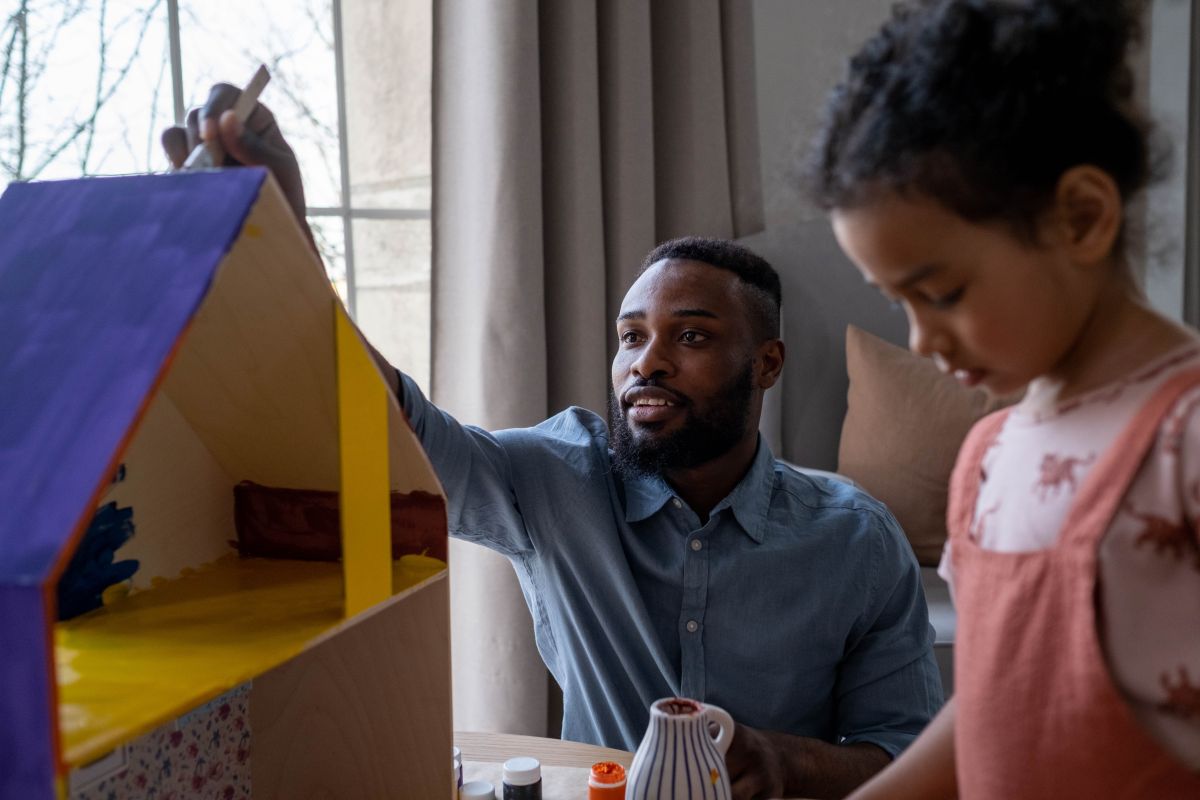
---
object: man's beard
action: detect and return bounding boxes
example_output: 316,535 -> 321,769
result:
609,363 -> 755,479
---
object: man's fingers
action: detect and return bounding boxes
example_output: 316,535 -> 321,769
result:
161,127 -> 189,169
218,110 -> 263,166
217,109 -> 309,224
185,107 -> 201,150
217,100 -> 285,165
730,772 -> 768,800
201,82 -> 241,120
242,101 -> 280,139
202,115 -> 224,165
197,83 -> 240,165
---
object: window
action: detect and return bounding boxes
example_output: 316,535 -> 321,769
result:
1,0 -> 431,388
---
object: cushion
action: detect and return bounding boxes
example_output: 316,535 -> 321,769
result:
837,325 -> 1016,566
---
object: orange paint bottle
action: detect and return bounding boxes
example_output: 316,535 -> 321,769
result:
588,761 -> 627,799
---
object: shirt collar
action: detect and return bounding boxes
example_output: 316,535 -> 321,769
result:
620,436 -> 777,544
622,470 -> 676,523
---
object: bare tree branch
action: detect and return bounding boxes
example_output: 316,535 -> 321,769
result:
25,0 -> 86,105
145,35 -> 169,168
304,0 -> 333,52
0,14 -> 19,111
26,0 -> 165,180
16,0 -> 27,178
81,0 -> 110,172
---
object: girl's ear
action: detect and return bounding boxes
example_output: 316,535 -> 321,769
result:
1050,165 -> 1123,266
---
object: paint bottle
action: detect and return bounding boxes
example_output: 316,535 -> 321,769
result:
460,780 -> 495,800
588,761 -> 627,799
502,756 -> 542,799
453,746 -> 463,796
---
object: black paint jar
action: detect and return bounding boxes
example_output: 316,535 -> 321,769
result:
502,756 -> 542,799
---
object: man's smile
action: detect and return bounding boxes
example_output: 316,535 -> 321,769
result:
622,386 -> 687,424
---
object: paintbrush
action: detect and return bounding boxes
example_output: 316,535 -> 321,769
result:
181,64 -> 271,171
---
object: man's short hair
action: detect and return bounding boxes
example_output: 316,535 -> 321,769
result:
640,237 -> 782,342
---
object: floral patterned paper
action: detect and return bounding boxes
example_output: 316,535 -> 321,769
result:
71,684 -> 251,800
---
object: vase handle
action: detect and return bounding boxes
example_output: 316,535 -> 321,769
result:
704,704 -> 735,757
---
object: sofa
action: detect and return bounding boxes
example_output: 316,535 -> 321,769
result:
792,325 -> 1021,700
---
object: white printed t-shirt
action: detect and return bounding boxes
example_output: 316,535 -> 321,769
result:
939,344 -> 1200,768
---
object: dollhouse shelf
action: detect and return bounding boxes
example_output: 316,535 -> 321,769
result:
56,556 -> 446,767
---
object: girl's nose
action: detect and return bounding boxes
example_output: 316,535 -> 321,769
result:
908,315 -> 950,361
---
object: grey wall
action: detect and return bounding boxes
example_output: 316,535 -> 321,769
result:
1143,0 -> 1194,320
741,0 -> 904,471
744,0 -> 1195,471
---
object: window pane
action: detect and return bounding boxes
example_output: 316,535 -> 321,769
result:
343,0 -> 430,210
352,218 -> 431,392
308,215 -> 347,300
178,0 -> 341,207
2,0 -> 174,183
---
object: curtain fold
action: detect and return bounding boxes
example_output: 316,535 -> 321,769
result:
433,0 -> 762,737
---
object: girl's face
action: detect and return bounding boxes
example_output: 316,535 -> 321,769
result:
832,192 -> 1106,396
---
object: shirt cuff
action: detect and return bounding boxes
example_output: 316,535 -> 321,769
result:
839,730 -> 915,760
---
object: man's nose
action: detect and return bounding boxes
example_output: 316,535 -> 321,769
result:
631,336 -> 673,379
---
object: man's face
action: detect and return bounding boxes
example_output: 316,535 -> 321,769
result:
609,259 -> 760,476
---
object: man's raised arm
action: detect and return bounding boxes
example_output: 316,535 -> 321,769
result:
163,87 -> 534,558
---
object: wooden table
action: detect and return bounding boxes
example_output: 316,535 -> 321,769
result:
455,731 -> 633,799
455,731 -> 814,800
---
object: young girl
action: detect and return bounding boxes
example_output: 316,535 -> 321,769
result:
805,0 -> 1200,797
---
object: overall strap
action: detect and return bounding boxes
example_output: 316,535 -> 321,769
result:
1061,368 -> 1200,547
946,409 -> 1011,543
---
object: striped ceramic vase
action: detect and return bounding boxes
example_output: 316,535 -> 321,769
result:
626,697 -> 734,800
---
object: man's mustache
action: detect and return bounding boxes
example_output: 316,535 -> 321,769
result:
621,378 -> 691,408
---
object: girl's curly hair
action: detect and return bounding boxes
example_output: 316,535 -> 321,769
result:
804,0 -> 1155,241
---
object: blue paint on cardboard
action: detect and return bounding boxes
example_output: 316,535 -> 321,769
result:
56,502 -> 138,621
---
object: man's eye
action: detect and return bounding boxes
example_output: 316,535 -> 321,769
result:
680,330 -> 707,343
620,330 -> 642,344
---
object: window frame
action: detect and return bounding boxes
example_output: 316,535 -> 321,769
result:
163,0 -> 431,317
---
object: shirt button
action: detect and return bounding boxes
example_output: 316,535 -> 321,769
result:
686,620 -> 699,633
690,538 -> 702,551
672,498 -> 683,509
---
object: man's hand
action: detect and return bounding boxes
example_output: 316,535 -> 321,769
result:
725,722 -> 891,800
727,723 -> 788,799
161,83 -> 311,243
160,82 -> 404,395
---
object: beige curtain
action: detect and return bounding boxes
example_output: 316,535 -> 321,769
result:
432,0 -> 763,736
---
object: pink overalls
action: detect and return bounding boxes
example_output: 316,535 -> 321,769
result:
947,370 -> 1200,798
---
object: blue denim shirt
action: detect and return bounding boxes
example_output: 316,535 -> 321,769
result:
400,374 -> 942,753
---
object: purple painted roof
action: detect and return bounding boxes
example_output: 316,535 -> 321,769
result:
0,169 -> 266,585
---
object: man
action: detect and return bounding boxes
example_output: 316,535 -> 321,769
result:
164,87 -> 942,799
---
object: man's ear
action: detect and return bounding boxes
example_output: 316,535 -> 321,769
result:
756,339 -> 785,390
1050,165 -> 1123,266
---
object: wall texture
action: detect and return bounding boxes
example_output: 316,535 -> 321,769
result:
741,0 -> 904,471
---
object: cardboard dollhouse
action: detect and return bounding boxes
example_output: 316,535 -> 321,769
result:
0,170 -> 451,799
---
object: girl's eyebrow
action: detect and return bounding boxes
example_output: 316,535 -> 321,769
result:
895,263 -> 942,289
866,263 -> 943,291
